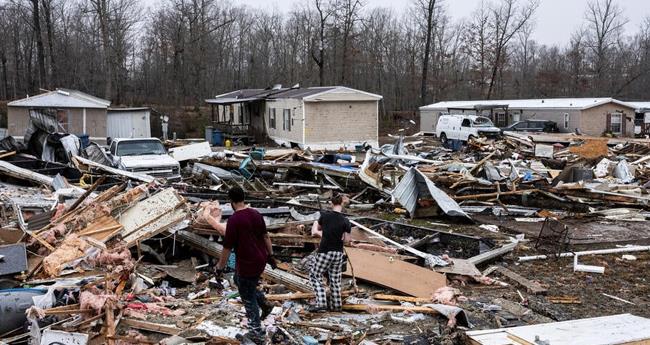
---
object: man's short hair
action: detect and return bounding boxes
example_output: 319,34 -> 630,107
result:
331,192 -> 343,206
228,186 -> 245,203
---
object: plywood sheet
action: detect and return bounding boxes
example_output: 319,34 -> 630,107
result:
343,247 -> 446,298
77,216 -> 122,242
504,313 -> 650,345
118,188 -> 183,236
123,208 -> 187,246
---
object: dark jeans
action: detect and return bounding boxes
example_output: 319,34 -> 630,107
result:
234,274 -> 267,338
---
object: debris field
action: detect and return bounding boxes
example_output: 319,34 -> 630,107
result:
0,130 -> 649,345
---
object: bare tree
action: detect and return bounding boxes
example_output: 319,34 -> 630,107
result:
415,0 -> 438,105
584,0 -> 627,93
485,0 -> 539,99
30,0 -> 47,89
41,0 -> 56,88
335,0 -> 363,83
312,0 -> 335,86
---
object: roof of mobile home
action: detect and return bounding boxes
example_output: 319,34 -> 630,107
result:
420,98 -> 635,111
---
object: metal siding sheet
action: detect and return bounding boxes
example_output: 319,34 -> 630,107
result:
392,168 -> 418,215
393,168 -> 470,219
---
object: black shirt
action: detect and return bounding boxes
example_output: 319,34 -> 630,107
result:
317,210 -> 351,253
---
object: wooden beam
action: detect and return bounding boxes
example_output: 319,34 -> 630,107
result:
120,319 -> 181,336
342,304 -> 438,315
372,294 -> 432,304
493,266 -> 547,295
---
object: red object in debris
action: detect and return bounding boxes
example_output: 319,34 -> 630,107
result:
126,302 -> 147,310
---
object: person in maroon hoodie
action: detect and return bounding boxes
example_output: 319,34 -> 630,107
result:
215,187 -> 275,344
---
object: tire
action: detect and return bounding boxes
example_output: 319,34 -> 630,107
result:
440,133 -> 447,143
467,135 -> 476,142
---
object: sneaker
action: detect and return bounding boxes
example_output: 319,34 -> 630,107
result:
261,301 -> 274,319
307,305 -> 327,313
236,331 -> 264,345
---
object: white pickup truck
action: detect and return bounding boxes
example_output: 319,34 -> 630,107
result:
108,138 -> 181,181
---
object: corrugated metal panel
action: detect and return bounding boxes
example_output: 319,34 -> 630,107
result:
419,169 -> 470,219
393,167 -> 470,219
392,168 -> 418,215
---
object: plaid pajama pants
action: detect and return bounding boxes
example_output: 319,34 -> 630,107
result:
309,251 -> 344,309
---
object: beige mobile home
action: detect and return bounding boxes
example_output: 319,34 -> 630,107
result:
420,98 -> 636,137
7,89 -> 110,139
206,86 -> 382,149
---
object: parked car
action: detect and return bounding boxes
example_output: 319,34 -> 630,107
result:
435,115 -> 501,142
501,120 -> 559,133
108,138 -> 181,181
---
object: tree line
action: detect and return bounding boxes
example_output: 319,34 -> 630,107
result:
0,0 -> 649,115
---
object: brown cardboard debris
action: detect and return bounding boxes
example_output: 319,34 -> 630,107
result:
344,247 -> 446,298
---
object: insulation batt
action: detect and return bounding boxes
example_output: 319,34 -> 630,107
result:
35,223 -> 67,245
431,286 -> 467,306
93,245 -> 134,276
51,203 -> 67,221
42,234 -> 89,277
80,289 -> 117,314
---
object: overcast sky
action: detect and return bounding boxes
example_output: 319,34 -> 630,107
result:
143,0 -> 650,46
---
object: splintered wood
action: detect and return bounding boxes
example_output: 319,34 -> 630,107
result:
343,247 -> 446,298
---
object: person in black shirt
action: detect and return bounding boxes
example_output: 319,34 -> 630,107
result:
308,193 -> 351,312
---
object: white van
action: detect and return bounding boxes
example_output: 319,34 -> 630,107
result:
435,115 -> 501,142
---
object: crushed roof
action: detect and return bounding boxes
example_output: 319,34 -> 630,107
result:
420,98 -> 636,111
8,89 -> 111,109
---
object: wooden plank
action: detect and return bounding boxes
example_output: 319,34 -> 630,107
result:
493,266 -> 547,295
120,318 -> 181,336
372,294 -> 432,304
78,216 -> 123,242
504,314 -> 650,345
342,304 -> 438,315
266,290 -> 355,301
343,247 -> 446,298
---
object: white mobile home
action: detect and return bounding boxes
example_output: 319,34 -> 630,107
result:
206,86 -> 382,150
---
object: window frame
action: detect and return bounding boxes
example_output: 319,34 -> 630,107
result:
563,113 -> 570,129
283,109 -> 291,131
610,113 -> 623,134
269,108 -> 276,129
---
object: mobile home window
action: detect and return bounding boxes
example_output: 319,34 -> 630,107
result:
269,109 -> 276,129
283,109 -> 291,131
564,113 -> 569,129
610,113 -> 622,134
